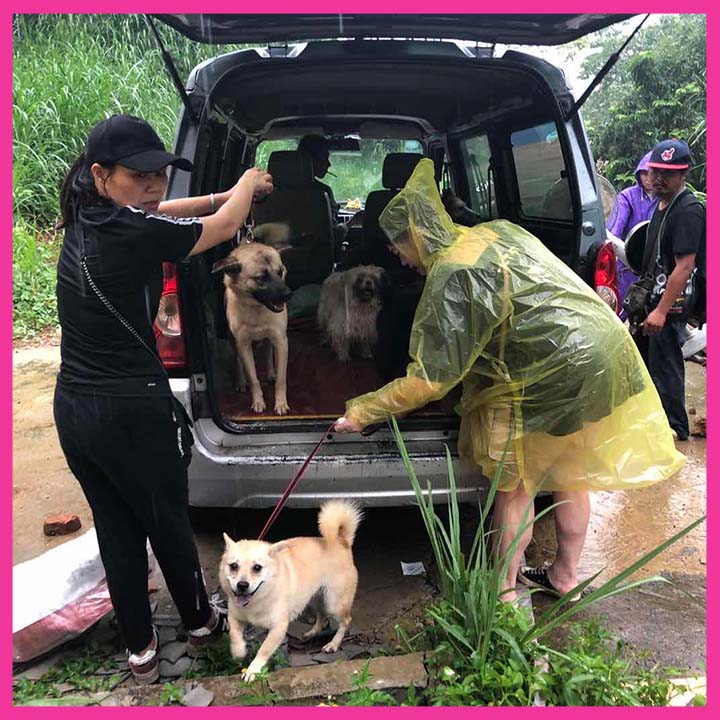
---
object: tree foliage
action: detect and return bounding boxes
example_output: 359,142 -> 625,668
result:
570,14 -> 706,192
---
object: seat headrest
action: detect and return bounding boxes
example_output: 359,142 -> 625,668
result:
382,153 -> 424,189
267,151 -> 315,188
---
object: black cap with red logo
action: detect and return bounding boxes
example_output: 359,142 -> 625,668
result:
648,139 -> 692,170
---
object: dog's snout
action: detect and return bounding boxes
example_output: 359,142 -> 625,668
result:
236,580 -> 250,593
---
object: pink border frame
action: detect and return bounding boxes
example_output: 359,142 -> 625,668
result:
4,3 -> 716,718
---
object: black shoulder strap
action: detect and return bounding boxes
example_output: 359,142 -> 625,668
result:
641,189 -> 695,276
674,189 -> 704,213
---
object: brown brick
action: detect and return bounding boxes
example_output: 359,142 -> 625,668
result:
43,514 -> 82,536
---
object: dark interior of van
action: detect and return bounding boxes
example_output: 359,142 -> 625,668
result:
185,46 -> 580,426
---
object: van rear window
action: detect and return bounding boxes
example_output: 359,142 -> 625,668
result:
255,138 -> 422,208
512,122 -> 571,220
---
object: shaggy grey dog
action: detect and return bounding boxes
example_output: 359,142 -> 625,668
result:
317,265 -> 386,362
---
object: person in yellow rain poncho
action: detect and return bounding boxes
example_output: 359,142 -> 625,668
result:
334,159 -> 685,602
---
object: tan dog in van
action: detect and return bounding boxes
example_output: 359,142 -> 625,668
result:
219,501 -> 362,682
212,242 -> 292,414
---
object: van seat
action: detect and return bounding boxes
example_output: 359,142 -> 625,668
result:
362,153 -> 423,278
253,150 -> 334,289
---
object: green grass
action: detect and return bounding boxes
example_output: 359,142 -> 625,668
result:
389,417 -> 705,706
12,218 -> 61,339
12,15 -> 249,339
13,15 -> 245,226
13,649 -> 124,705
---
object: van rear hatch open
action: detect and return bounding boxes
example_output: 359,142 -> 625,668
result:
154,13 -> 634,45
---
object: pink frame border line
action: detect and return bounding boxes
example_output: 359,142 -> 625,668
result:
3,2 -> 716,718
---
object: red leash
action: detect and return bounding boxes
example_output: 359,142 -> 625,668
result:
257,422 -> 335,541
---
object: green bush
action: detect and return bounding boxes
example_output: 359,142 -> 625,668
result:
12,218 -> 61,338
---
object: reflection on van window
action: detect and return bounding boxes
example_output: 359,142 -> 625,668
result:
255,138 -> 422,207
459,134 -> 495,220
512,122 -> 572,220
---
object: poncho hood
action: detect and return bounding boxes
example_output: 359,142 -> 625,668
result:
379,158 -> 461,270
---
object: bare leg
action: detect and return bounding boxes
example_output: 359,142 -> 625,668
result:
547,490 -> 590,594
242,621 -> 288,682
273,337 -> 289,415
492,484 -> 534,602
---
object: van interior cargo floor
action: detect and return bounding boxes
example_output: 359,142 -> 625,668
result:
215,317 -> 458,422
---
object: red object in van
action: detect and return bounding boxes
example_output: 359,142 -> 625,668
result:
594,241 -> 620,315
154,262 -> 187,369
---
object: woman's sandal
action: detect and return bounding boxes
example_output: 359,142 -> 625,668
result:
128,626 -> 160,684
518,566 -> 581,603
186,607 -> 223,657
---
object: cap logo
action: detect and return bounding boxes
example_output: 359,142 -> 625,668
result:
661,147 -> 676,162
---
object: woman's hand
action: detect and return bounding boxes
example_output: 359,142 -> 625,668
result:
240,167 -> 273,202
334,416 -> 362,433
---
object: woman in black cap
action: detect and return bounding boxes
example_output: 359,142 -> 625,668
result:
54,114 -> 273,683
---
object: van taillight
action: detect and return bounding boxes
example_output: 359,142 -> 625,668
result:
594,241 -> 620,314
154,262 -> 187,369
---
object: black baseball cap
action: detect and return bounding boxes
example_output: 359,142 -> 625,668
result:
85,114 -> 193,172
648,138 -> 692,171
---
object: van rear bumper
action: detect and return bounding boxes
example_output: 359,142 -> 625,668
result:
187,439 -> 484,508
172,380 -> 485,508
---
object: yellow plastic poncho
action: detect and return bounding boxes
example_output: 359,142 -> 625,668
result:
346,159 -> 684,492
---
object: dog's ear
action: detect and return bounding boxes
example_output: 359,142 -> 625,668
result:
223,532 -> 235,547
212,256 -> 242,275
268,541 -> 289,557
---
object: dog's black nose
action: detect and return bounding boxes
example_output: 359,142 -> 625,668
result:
236,580 -> 249,593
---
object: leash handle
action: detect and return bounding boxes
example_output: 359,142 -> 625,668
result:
257,422 -> 335,541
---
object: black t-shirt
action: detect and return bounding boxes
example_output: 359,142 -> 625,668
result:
56,203 -> 202,396
645,189 -> 704,274
643,189 -> 705,314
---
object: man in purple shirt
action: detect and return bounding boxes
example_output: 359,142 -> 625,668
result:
607,152 -> 658,319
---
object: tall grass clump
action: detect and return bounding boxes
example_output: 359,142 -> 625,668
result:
13,15 -> 245,226
12,15 -> 247,338
389,417 -> 704,706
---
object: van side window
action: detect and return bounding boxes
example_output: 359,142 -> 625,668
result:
458,134 -> 495,220
512,123 -> 572,220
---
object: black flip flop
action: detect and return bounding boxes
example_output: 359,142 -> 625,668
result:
518,566 -> 581,603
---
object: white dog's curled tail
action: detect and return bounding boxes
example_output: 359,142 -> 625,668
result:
318,500 -> 363,549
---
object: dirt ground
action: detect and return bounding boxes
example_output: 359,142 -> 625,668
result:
13,342 -> 706,676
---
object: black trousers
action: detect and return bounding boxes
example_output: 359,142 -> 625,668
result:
53,385 -> 211,653
635,321 -> 690,438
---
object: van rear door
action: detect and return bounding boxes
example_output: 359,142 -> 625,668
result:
154,13 -> 635,45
